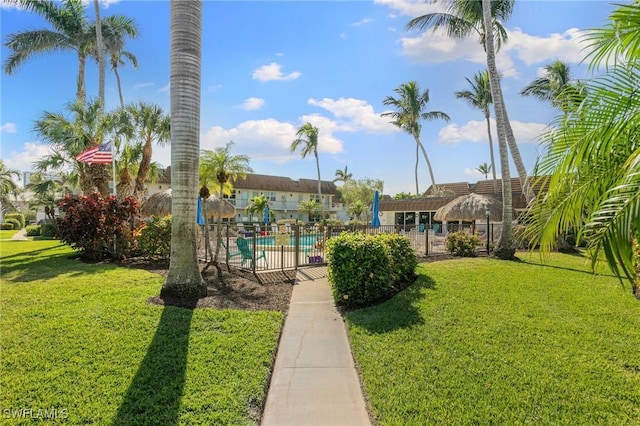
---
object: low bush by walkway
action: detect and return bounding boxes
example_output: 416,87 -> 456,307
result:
0,240 -> 283,425
347,253 -> 640,425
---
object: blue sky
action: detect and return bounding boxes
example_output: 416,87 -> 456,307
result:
0,0 -> 617,196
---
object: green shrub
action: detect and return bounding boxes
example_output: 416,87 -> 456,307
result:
0,223 -> 14,230
4,218 -> 21,230
5,213 -> 25,229
138,215 -> 172,259
445,231 -> 480,257
25,225 -> 42,236
41,224 -> 57,238
326,232 -> 392,308
376,233 -> 417,283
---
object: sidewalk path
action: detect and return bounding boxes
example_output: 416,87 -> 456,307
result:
261,266 -> 371,426
11,229 -> 28,241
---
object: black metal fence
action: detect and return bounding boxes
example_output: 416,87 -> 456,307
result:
198,223 -> 501,273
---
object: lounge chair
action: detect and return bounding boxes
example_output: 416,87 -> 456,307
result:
236,237 -> 267,268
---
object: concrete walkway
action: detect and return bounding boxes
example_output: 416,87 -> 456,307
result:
11,229 -> 28,240
262,267 -> 372,426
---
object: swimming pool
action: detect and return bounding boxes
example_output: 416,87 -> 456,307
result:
252,234 -> 321,247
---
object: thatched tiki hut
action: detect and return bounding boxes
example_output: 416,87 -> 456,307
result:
140,189 -> 235,219
434,193 -> 507,223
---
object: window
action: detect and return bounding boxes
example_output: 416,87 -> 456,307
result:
263,191 -> 277,202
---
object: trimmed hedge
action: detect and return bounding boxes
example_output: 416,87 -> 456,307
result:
326,232 -> 417,308
41,224 -> 57,238
138,215 -> 172,259
25,225 -> 42,236
0,223 -> 14,230
445,231 -> 480,257
4,218 -> 21,230
5,213 -> 25,229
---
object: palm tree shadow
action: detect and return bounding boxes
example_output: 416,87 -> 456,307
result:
112,303 -> 195,425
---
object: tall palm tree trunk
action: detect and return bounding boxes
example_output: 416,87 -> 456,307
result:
134,140 -> 152,201
414,143 -> 420,196
93,0 -> 105,109
413,133 -> 437,193
162,0 -> 205,299
504,116 -> 534,202
114,66 -> 125,107
482,0 -> 514,259
314,152 -> 323,218
484,110 -> 498,194
77,53 -> 87,104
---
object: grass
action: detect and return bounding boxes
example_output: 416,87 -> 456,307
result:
0,229 -> 18,239
347,252 -> 640,425
0,239 -> 283,425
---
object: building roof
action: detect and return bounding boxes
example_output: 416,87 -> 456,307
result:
233,173 -> 339,195
155,168 -> 339,196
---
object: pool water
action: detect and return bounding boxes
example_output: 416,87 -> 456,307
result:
253,234 -> 320,246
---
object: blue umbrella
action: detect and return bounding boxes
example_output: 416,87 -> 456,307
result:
196,197 -> 205,225
263,205 -> 270,225
371,190 -> 381,228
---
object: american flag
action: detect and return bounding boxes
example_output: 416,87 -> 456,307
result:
75,141 -> 113,164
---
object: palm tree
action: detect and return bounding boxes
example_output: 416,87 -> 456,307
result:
127,102 -> 170,202
34,99 -> 111,197
382,81 -> 450,196
299,199 -> 321,223
348,200 -> 366,221
408,0 -> 533,203
199,141 -> 252,265
481,0 -> 515,259
246,195 -> 269,219
101,15 -> 139,107
162,0 -> 205,299
4,0 -> 92,103
292,123 -> 323,217
520,60 -> 585,113
0,161 -> 21,221
333,166 -> 352,184
476,162 -> 492,180
526,2 -> 640,295
455,70 -> 498,193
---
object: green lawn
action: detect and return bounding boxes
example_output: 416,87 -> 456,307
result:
347,253 -> 640,425
0,240 -> 283,425
0,229 -> 18,239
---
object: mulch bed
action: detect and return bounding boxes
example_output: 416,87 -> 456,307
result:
120,258 -> 295,312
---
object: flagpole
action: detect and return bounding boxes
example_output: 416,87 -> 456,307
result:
111,140 -> 116,197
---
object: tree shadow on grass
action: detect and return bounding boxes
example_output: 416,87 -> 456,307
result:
112,303 -> 195,426
1,252 -> 122,283
518,257 -> 619,278
346,274 -> 436,334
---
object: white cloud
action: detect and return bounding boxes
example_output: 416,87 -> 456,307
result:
252,62 -> 301,82
374,0 -> 441,18
400,30 -> 519,77
240,97 -> 265,111
504,27 -> 587,65
308,97 -> 399,133
158,83 -> 170,93
438,119 -> 548,146
0,0 -> 23,10
351,18 -> 373,26
275,52 -> 285,57
4,143 -> 55,172
1,122 -> 17,133
398,26 -> 588,78
133,82 -> 154,90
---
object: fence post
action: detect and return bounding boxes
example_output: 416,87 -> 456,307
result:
294,224 -> 300,270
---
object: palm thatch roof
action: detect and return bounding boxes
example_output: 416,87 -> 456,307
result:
140,189 -> 236,219
434,193 -> 508,222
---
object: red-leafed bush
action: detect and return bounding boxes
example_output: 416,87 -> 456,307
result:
57,193 -> 140,261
